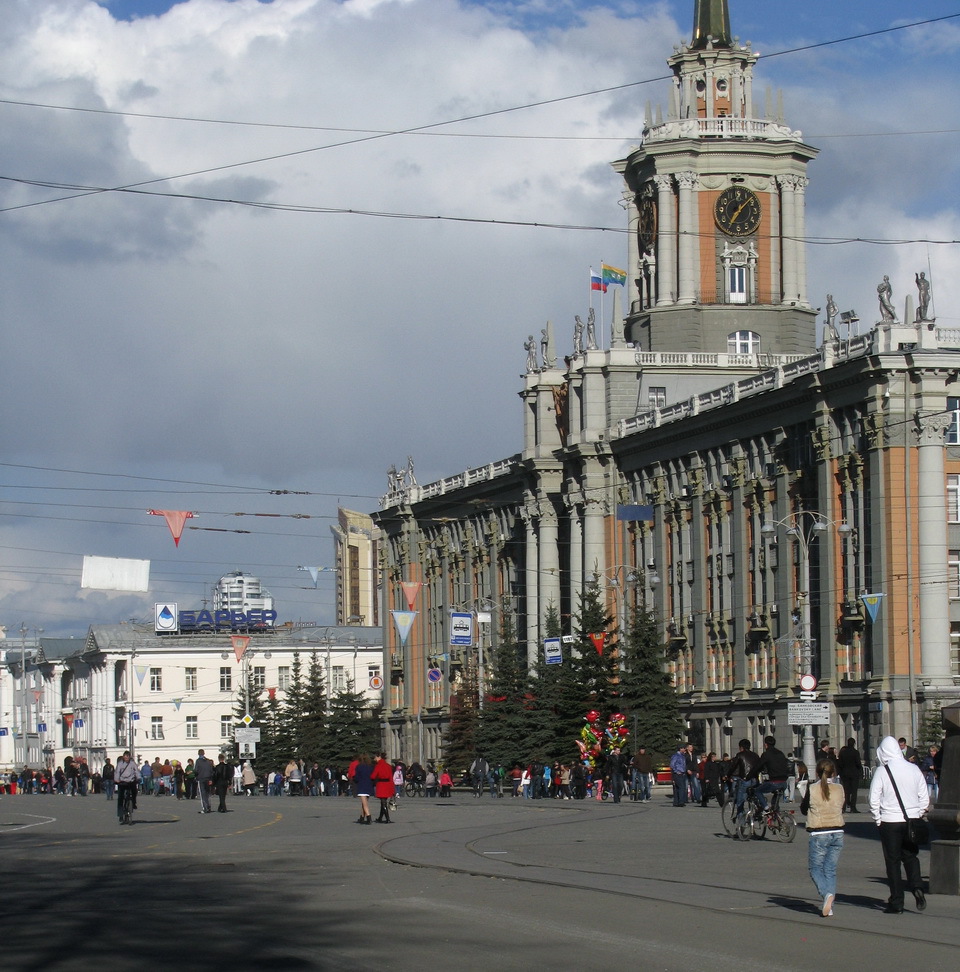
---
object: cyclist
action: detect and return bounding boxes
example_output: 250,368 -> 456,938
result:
725,738 -> 760,818
114,750 -> 139,823
748,735 -> 792,811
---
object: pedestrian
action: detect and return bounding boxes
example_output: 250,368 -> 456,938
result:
439,768 -> 452,798
102,757 -> 115,801
920,747 -> 939,804
213,753 -> 232,812
195,749 -> 215,814
670,744 -> 688,806
869,735 -> 930,914
631,746 -> 653,802
353,753 -> 373,824
371,752 -> 394,823
700,752 -> 723,807
605,747 -> 626,804
836,738 -> 863,813
241,761 -> 257,795
801,757 -> 845,917
184,758 -> 197,799
113,750 -> 139,821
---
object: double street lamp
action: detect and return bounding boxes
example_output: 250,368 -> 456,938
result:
761,512 -> 852,771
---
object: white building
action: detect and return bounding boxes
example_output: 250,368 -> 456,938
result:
213,570 -> 275,617
0,624 -> 383,771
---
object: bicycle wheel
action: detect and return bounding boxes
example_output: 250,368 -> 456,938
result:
404,781 -> 417,797
774,813 -> 797,843
750,805 -> 767,839
720,801 -> 736,834
735,811 -> 752,841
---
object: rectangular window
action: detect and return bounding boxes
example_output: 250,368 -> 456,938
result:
150,716 -> 164,740
185,668 -> 197,692
950,550 -> 960,599
221,715 -> 234,739
332,665 -> 347,693
728,267 -> 747,304
648,386 -> 666,409
251,666 -> 266,690
948,397 -> 960,445
149,668 -> 162,692
219,667 -> 232,692
949,475 -> 960,523
186,715 -> 198,739
277,666 -> 291,691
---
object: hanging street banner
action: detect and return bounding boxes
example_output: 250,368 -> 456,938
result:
81,555 -> 150,592
401,582 -> 423,609
450,612 -> 474,647
231,635 -> 250,662
860,593 -> 886,624
391,610 -> 417,647
544,638 -> 563,665
616,505 -> 655,522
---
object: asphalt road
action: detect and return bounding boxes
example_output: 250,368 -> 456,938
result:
1,787 -> 956,971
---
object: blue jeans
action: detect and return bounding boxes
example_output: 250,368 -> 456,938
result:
103,780 -> 115,801
732,778 -> 752,813
808,832 -> 844,900
632,770 -> 651,801
672,772 -> 687,805
756,780 -> 787,810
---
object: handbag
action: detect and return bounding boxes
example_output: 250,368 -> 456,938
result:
884,765 -> 929,845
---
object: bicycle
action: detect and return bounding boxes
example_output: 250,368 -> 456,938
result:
118,784 -> 135,826
404,778 -> 425,797
735,786 -> 796,842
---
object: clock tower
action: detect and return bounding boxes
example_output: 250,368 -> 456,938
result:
615,0 -> 818,355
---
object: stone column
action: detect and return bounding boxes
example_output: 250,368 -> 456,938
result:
677,171 -> 699,304
793,176 -> 809,305
567,496 -> 584,614
915,410 -> 954,682
539,496 -> 562,632
777,175 -> 798,303
655,175 -> 676,305
622,189 -> 640,314
523,504 -> 539,668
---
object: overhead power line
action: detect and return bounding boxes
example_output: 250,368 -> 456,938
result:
0,13 -> 957,216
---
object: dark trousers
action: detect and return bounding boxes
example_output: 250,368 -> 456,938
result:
878,821 -> 922,906
840,775 -> 859,811
672,772 -> 687,806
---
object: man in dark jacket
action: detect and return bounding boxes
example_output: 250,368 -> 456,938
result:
212,753 -> 233,813
605,748 -> 626,804
748,736 -> 792,810
725,739 -> 760,815
836,738 -> 863,813
195,749 -> 215,814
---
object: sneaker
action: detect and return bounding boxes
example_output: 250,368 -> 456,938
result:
822,894 -> 835,917
913,889 -> 926,911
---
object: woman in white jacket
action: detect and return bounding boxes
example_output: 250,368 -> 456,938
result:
868,735 -> 930,914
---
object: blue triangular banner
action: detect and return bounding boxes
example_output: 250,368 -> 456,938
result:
860,593 -> 885,624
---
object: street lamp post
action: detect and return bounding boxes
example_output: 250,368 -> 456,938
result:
762,512 -> 852,770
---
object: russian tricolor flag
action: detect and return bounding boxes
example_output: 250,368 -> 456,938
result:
590,268 -> 607,293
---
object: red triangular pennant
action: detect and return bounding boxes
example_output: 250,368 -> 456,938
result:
401,581 -> 423,610
232,635 -> 250,662
147,509 -> 196,546
589,633 -> 605,655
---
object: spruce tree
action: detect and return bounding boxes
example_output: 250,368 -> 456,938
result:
442,663 -> 480,772
298,651 -> 328,762
282,651 -> 307,758
322,686 -> 381,763
474,615 -> 530,766
616,607 -> 683,762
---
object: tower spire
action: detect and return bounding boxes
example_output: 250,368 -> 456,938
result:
692,0 -> 731,49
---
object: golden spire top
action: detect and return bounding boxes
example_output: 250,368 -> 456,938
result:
692,0 -> 732,49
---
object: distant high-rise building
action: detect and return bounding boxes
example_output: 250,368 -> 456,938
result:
331,508 -> 380,627
213,571 -> 274,617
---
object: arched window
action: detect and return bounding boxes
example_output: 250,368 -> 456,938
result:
728,330 -> 761,355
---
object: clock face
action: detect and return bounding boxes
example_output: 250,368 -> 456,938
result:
638,195 -> 657,251
714,186 -> 761,237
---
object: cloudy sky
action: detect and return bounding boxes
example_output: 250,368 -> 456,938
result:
2,0 -> 959,637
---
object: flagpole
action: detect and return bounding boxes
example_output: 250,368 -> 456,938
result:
600,258 -> 606,349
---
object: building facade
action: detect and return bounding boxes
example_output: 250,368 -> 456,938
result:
374,1 -> 960,768
331,508 -> 381,628
1,624 -> 383,771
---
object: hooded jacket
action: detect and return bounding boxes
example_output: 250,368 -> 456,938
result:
868,735 -> 929,825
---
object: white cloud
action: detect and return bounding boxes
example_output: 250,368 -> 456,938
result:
1,0 -> 958,633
